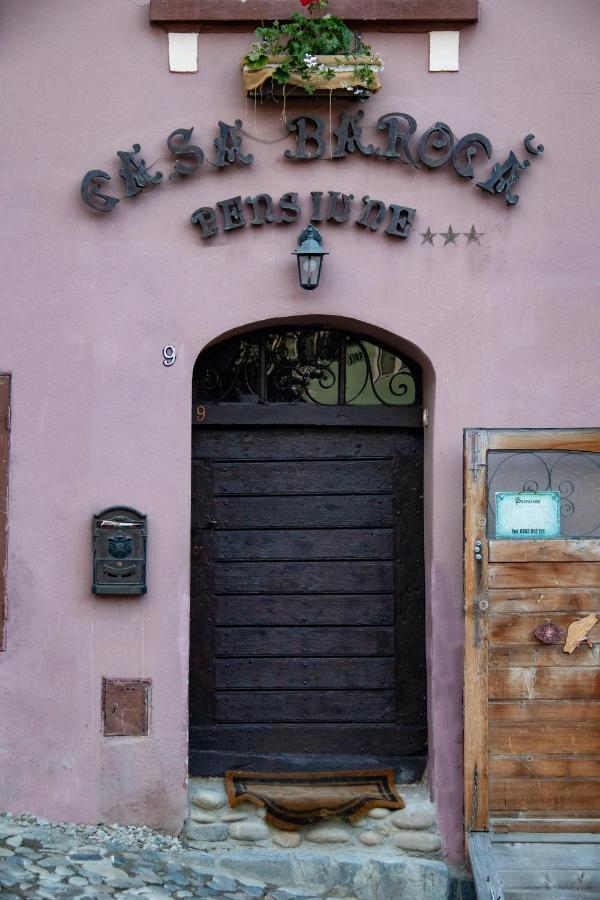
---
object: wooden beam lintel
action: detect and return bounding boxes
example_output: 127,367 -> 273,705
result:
150,0 -> 479,31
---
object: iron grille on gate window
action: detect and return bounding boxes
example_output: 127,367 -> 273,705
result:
192,327 -> 421,407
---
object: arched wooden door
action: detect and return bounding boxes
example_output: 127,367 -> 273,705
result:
190,327 -> 426,777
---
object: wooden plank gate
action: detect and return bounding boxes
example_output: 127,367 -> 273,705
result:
464,429 -> 600,900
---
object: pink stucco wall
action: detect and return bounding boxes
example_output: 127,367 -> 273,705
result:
1,0 -> 599,863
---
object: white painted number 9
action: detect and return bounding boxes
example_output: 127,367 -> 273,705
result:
162,345 -> 177,367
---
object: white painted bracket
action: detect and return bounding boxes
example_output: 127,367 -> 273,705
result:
168,32 -> 198,73
429,31 -> 460,72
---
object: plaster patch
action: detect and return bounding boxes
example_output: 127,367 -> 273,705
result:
429,32 -> 459,72
168,33 -> 198,73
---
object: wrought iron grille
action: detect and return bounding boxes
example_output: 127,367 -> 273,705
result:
488,450 -> 600,538
193,327 -> 421,407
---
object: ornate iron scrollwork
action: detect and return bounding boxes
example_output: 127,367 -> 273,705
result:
488,451 -> 600,537
192,327 -> 420,408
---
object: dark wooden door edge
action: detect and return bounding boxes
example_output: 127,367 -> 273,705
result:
467,833 -> 506,900
150,0 -> 479,31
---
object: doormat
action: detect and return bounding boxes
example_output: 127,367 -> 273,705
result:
225,769 -> 404,831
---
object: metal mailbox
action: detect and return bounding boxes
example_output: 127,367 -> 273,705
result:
92,506 -> 147,595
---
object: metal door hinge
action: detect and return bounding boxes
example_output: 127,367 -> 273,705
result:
467,430 -> 486,471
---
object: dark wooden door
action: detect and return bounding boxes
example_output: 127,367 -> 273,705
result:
190,425 -> 426,776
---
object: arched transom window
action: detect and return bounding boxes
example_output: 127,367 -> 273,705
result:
193,327 -> 421,407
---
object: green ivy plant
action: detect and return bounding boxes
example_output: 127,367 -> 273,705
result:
243,0 -> 382,95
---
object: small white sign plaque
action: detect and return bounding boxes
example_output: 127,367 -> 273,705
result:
496,491 -> 561,539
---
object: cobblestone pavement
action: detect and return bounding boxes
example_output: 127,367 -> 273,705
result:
0,813 -> 323,900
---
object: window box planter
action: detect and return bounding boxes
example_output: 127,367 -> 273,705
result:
241,4 -> 383,102
242,53 -> 382,100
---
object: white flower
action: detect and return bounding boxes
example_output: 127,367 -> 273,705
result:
303,54 -> 318,68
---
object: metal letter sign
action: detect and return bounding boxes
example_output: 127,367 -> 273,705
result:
496,491 -> 561,539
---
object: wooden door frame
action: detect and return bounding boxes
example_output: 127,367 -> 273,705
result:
464,428 -> 600,835
0,376 -> 9,650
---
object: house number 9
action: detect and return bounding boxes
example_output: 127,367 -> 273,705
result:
162,345 -> 177,367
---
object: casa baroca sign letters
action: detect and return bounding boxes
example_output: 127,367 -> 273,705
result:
80,112 -> 544,241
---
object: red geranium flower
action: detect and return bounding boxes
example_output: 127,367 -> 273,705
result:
300,0 -> 313,5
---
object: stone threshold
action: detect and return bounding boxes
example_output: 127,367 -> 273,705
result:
183,779 -> 475,900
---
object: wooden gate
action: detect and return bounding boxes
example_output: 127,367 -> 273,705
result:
464,428 -> 600,836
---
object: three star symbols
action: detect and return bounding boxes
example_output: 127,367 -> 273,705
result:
419,225 -> 484,246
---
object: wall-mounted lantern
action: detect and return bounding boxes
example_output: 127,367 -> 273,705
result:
292,224 -> 329,291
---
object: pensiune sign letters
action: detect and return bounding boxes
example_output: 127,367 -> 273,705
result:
80,112 -> 544,242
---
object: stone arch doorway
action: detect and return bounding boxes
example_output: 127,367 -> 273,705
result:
190,324 -> 426,780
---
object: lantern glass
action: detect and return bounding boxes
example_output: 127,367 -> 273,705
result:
298,253 -> 323,290
292,224 -> 329,291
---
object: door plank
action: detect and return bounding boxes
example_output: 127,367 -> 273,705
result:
209,528 -> 392,561
215,690 -> 396,723
491,818 -> 600,834
215,657 -> 395,690
191,722 -> 427,754
489,723 -> 600,755
215,594 -> 394,626
489,668 -> 600,700
213,560 -> 394,594
487,429 -> 600,452
488,563 -> 600,589
490,613 -> 599,645
491,778 -> 600,813
489,588 -> 600,613
489,700 -> 600,723
490,755 -> 600,778
467,832 -> 506,900
193,405 -> 422,428
193,428 -> 413,460
490,540 -> 600,563
492,839 -> 600,867
490,644 -> 600,668
212,459 -> 392,495
215,495 -> 393,528
505,891 -> 600,900
215,626 -> 394,657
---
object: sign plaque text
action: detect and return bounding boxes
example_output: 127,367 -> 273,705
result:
496,491 -> 561,539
